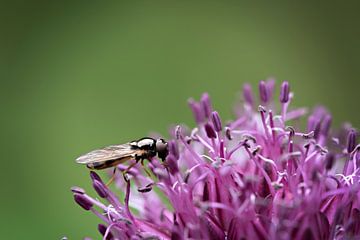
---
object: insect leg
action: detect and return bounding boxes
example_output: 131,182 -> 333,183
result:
140,159 -> 153,178
106,167 -> 117,186
136,160 -> 158,193
122,161 -> 138,182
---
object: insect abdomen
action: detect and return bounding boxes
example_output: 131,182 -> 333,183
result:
87,157 -> 131,170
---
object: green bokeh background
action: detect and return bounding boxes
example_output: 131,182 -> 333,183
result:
1,1 -> 359,239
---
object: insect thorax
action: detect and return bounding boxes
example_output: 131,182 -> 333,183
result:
132,138 -> 157,160
136,138 -> 156,149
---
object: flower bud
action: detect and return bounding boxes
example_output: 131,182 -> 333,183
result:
307,115 -> 320,139
90,171 -> 102,182
320,114 -> 332,136
138,183 -> 154,193
98,224 -> 113,240
92,180 -> 108,198
280,81 -> 290,103
211,111 -> 222,132
259,81 -> 268,103
74,193 -> 93,211
204,123 -> 217,139
243,83 -> 254,106
70,186 -> 85,194
325,153 -> 335,170
201,93 -> 212,118
188,98 -> 204,124
168,140 -> 179,160
225,127 -> 232,140
347,129 -> 357,153
165,154 -> 179,175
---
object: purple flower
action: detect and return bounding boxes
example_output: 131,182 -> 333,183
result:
72,81 -> 359,240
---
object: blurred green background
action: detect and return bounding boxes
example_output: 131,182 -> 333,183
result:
1,1 -> 359,239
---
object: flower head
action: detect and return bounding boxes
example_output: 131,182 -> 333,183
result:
72,80 -> 359,240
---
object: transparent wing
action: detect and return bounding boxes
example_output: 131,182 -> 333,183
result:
76,144 -> 139,164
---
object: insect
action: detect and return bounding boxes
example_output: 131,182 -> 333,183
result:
76,137 -> 168,185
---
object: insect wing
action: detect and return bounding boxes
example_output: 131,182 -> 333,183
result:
76,143 -> 138,165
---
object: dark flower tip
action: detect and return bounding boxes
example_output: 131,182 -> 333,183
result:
347,129 -> 357,153
211,111 -> 222,132
280,81 -> 290,103
259,80 -> 268,103
74,193 -> 93,211
286,126 -> 295,138
98,224 -> 113,240
71,186 -> 85,194
93,180 -> 108,198
325,153 -> 335,170
225,127 -> 232,140
90,171 -> 102,182
258,105 -> 266,113
204,122 -> 217,139
302,131 -> 314,139
138,183 -> 154,193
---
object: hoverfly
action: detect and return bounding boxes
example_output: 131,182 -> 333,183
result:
76,137 -> 168,185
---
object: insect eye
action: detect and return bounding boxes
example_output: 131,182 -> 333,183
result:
156,139 -> 168,161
